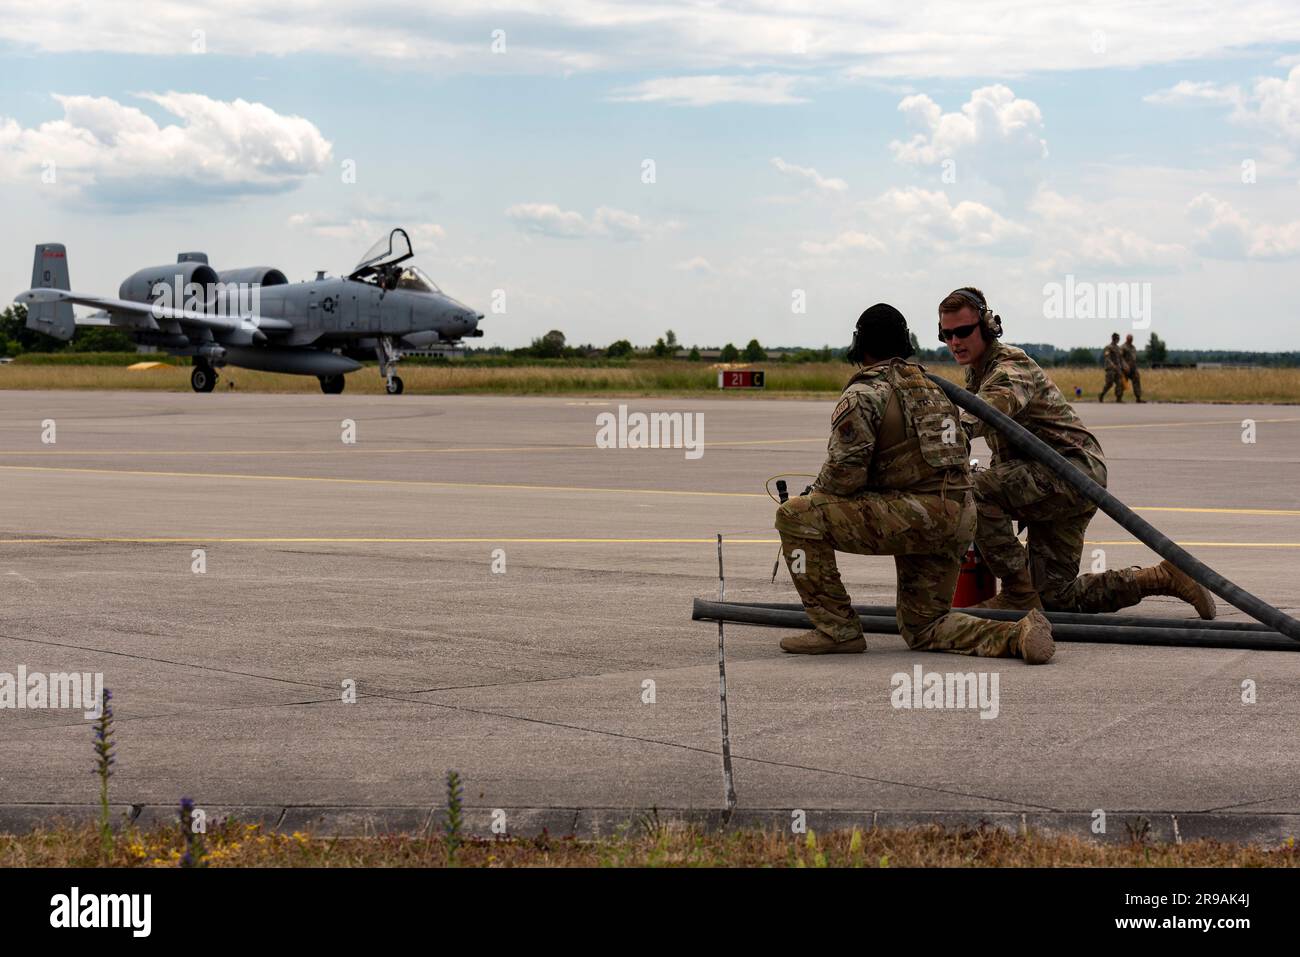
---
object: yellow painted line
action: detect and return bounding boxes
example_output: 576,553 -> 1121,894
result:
0,464 -> 768,498
0,446 -> 597,456
1133,506 -> 1300,517
1,537 -> 1298,550
1085,540 -> 1300,549
1,465 -> 1298,518
0,536 -> 781,544
4,416 -> 1299,454
0,437 -> 824,456
1090,416 -> 1300,431
0,418 -> 1294,456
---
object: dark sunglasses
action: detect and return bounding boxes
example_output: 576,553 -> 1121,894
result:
938,322 -> 981,343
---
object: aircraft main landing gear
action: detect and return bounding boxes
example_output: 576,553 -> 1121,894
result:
191,361 -> 217,393
385,376 -> 404,395
319,374 -> 346,394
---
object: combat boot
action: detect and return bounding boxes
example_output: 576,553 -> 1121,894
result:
1012,609 -> 1055,664
973,564 -> 1042,611
779,631 -> 866,655
1134,560 -> 1217,619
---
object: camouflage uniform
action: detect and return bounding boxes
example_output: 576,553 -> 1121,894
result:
965,340 -> 1143,612
1121,341 -> 1142,400
1099,340 -> 1125,401
775,359 -> 1027,657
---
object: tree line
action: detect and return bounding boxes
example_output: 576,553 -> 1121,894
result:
5,306 -> 1298,366
0,305 -> 134,356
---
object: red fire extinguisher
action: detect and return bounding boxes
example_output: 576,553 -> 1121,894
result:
953,543 -> 997,607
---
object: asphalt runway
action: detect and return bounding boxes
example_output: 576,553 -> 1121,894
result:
1,390 -> 1298,840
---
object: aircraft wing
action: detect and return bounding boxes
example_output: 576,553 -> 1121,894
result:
16,288 -> 293,340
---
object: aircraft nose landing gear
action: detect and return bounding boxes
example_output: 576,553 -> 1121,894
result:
190,360 -> 217,393
375,335 -> 405,395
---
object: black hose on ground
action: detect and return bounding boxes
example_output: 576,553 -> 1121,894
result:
692,598 -> 1299,653
739,601 -> 1277,633
925,373 -> 1300,643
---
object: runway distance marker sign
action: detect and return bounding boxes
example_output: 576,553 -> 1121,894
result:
718,369 -> 765,389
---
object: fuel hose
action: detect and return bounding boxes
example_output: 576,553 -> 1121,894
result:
691,598 -> 1298,653
737,601 -> 1276,633
924,372 -> 1300,643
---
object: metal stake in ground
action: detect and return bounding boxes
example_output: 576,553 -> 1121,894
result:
716,533 -> 738,815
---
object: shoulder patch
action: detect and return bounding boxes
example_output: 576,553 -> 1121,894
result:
831,395 -> 854,425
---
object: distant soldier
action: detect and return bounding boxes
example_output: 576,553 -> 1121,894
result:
1122,333 -> 1144,403
1099,332 -> 1124,402
775,303 -> 1056,665
939,287 -> 1215,618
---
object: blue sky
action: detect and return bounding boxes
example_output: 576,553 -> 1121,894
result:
2,1 -> 1300,350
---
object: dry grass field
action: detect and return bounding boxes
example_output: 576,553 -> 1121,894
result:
2,360 -> 1299,402
4,819 -> 1297,868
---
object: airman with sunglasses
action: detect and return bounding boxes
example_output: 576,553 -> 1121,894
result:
774,302 -> 1056,663
939,287 -> 1214,618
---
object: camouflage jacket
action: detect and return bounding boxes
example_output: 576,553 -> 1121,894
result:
963,340 -> 1107,477
1120,342 -> 1139,373
1103,342 -> 1122,372
814,359 -> 971,497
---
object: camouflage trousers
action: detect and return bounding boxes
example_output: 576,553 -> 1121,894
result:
775,488 -> 1024,658
973,458 -> 1144,613
1100,368 -> 1125,400
1126,368 -> 1142,399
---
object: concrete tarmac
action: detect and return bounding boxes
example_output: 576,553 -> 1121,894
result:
1,391 -> 1297,839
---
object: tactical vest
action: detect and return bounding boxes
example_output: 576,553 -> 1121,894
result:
866,360 -> 971,494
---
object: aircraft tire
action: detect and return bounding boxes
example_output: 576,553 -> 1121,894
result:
386,376 -> 404,395
319,374 -> 346,395
191,366 -> 216,393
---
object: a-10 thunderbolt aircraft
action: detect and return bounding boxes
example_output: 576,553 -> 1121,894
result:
15,228 -> 483,394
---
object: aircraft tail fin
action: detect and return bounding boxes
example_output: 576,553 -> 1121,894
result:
26,243 -> 75,340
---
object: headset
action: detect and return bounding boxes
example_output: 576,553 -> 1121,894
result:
847,303 -> 914,365
847,325 -> 867,365
938,287 -> 1003,342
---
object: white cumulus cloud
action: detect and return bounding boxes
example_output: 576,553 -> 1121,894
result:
771,157 -> 847,192
289,214 -> 445,251
798,230 -> 884,257
867,187 -> 1031,253
1030,189 -> 1187,271
674,256 -> 718,274
0,92 -> 331,204
6,2 -> 1300,80
1147,66 -> 1300,141
1188,193 -> 1300,259
608,74 -> 809,106
890,86 -> 1047,200
505,203 -> 664,241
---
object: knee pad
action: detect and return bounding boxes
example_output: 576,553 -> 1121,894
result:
775,496 -> 826,540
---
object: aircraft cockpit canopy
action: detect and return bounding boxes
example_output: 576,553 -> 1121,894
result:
395,266 -> 441,294
348,228 -> 415,283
